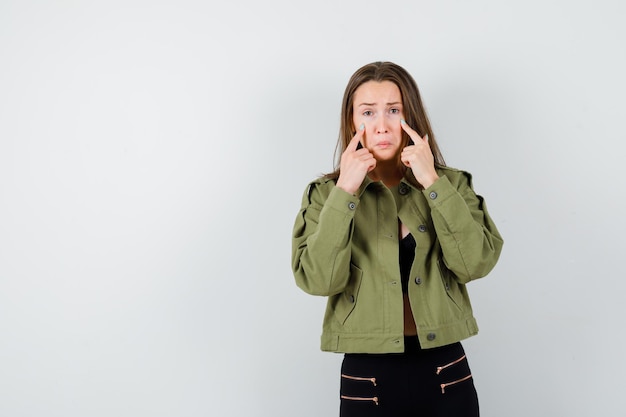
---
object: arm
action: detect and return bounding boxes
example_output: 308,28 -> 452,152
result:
292,127 -> 374,296
291,182 -> 358,296
424,172 -> 503,284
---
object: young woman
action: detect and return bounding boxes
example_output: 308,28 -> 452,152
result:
291,61 -> 503,416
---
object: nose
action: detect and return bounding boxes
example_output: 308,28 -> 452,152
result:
375,115 -> 389,134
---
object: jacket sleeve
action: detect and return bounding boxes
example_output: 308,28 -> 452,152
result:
291,181 -> 358,296
424,172 -> 503,284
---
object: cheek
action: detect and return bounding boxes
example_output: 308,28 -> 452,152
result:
352,116 -> 370,138
352,111 -> 362,129
360,130 -> 372,149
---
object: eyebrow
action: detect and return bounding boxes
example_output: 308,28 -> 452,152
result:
357,101 -> 402,107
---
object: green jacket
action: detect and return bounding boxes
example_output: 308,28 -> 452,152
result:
291,167 -> 503,353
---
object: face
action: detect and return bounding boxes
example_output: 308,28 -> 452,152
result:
352,80 -> 404,161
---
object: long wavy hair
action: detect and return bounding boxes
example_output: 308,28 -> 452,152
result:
326,61 -> 445,187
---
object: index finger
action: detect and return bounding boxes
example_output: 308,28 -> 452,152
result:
347,123 -> 365,151
400,119 -> 426,143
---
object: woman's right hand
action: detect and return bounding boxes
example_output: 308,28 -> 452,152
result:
336,124 -> 376,195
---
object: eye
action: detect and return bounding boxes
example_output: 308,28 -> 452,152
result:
390,108 -> 400,114
363,110 -> 373,116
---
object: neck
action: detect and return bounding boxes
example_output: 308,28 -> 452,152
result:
368,162 -> 404,188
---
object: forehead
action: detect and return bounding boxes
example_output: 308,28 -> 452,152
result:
353,80 -> 402,104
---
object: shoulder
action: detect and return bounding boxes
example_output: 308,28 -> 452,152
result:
301,176 -> 337,206
435,165 -> 475,189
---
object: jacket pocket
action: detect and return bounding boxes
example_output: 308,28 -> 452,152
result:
333,264 -> 363,325
437,259 -> 465,311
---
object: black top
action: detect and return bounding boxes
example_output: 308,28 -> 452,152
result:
399,233 -> 416,293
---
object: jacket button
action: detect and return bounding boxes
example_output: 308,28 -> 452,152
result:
348,202 -> 356,210
418,224 -> 427,232
399,183 -> 410,195
429,191 -> 438,200
349,295 -> 355,303
415,277 -> 422,285
427,333 -> 436,341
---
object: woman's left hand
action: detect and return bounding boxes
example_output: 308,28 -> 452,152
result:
400,120 -> 439,189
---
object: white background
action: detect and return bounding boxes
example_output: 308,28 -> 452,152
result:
1,0 -> 625,416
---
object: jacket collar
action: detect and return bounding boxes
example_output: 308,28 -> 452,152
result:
356,175 -> 376,198
355,168 -> 422,198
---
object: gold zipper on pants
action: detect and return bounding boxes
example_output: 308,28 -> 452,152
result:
436,354 -> 466,375
340,395 -> 379,405
440,374 -> 473,394
341,373 -> 377,386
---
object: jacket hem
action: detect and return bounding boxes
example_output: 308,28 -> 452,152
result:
320,317 -> 479,353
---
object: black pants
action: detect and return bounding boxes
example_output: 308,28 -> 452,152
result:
340,337 -> 479,416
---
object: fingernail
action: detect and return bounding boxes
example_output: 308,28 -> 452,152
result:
400,119 -> 406,125
359,123 -> 365,130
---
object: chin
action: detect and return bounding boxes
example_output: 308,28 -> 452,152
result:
373,149 -> 399,160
